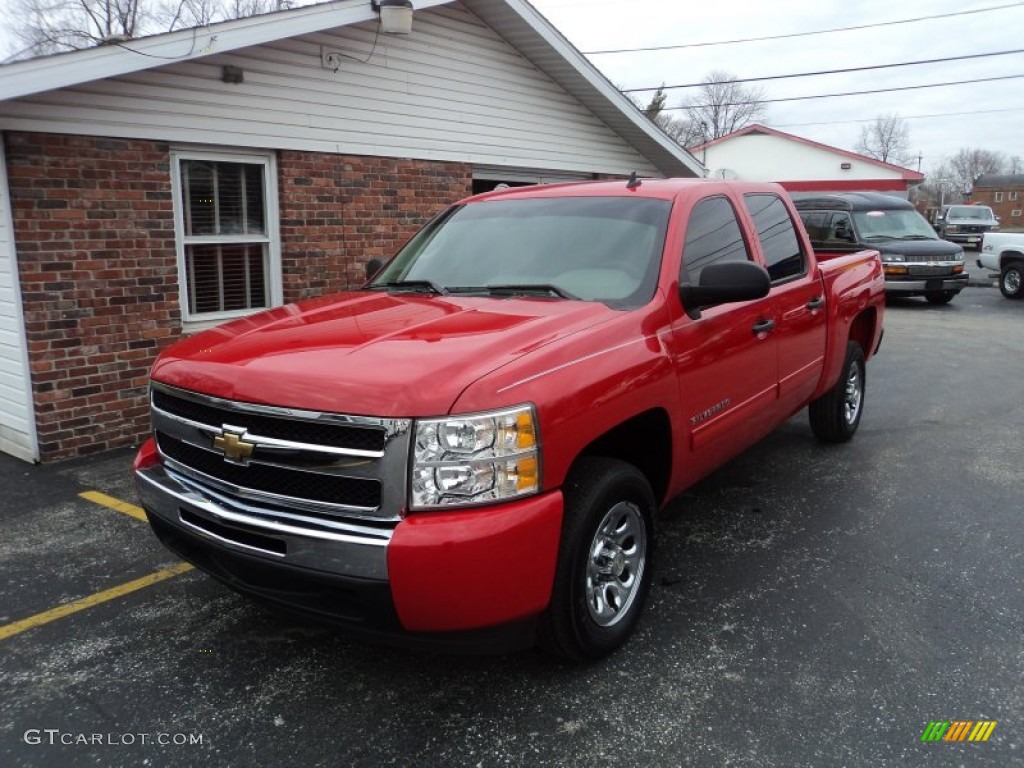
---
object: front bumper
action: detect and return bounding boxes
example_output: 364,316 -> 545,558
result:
942,231 -> 991,245
135,439 -> 563,647
884,273 -> 968,294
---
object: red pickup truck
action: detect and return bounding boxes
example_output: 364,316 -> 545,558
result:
134,179 -> 884,659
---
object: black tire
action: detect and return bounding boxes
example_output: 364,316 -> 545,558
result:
539,457 -> 656,661
809,341 -> 866,444
925,291 -> 956,305
1000,262 -> 1024,299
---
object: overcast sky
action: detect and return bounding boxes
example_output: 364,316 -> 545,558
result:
1,0 -> 1020,174
530,0 -> 1023,173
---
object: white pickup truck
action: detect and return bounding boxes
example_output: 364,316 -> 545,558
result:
978,232 -> 1024,299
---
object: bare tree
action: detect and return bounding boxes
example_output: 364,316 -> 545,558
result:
948,147 -> 1006,195
919,161 -> 961,206
13,0 -> 152,56
856,114 -> 912,166
10,0 -> 296,58
677,70 -> 767,144
634,87 -> 702,149
1007,155 -> 1022,175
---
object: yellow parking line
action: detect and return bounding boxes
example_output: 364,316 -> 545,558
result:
0,562 -> 194,642
79,490 -> 147,522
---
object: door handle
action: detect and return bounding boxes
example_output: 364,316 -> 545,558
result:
752,318 -> 776,336
806,296 -> 825,310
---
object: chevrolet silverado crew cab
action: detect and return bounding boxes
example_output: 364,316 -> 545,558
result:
935,204 -> 999,248
135,179 -> 885,660
978,231 -> 1024,299
794,192 -> 967,304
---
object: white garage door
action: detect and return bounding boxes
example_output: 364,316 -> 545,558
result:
0,136 -> 38,463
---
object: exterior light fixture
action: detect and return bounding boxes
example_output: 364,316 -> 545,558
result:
840,162 -> 852,170
372,0 -> 414,35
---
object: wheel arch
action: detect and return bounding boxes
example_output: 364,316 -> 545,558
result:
999,250 -> 1024,269
847,306 -> 880,359
573,408 -> 672,507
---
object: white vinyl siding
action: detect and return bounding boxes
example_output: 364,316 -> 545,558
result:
0,4 -> 659,177
0,136 -> 39,463
171,149 -> 281,323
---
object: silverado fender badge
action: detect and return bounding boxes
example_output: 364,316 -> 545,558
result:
690,399 -> 731,427
213,426 -> 255,465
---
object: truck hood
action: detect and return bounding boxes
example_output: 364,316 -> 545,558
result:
874,238 -> 962,259
152,291 -> 616,416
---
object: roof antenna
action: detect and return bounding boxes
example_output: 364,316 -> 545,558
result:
626,171 -> 641,189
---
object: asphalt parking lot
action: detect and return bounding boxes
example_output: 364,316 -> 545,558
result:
1,281 -> 1021,767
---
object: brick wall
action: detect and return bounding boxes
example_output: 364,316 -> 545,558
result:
5,132 -> 179,460
5,132 -> 473,460
970,186 -> 1024,229
278,153 -> 472,301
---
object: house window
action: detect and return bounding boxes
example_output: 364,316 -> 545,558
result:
1010,191 -> 1019,201
171,149 -> 281,322
994,192 -> 1003,202
1012,209 -> 1022,218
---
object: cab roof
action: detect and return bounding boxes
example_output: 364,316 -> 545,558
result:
790,191 -> 914,212
466,177 -> 788,203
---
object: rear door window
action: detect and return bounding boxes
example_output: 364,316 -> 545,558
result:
744,193 -> 806,282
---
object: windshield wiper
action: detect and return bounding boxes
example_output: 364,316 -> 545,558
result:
448,284 -> 579,300
368,280 -> 448,295
861,235 -> 895,241
893,235 -> 936,240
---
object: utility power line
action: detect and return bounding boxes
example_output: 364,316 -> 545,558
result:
584,2 -> 1024,54
771,106 -> 1024,129
622,49 -> 1024,93
657,74 -> 1024,110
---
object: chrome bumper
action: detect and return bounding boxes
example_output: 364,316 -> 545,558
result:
136,463 -> 392,581
885,274 -> 969,293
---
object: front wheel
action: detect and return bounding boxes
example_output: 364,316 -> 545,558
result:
809,341 -> 866,443
1000,262 -> 1024,299
925,290 -> 957,305
539,457 -> 655,660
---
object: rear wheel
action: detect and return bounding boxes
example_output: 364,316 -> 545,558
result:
539,457 -> 655,660
809,341 -> 865,443
1000,262 -> 1024,299
925,291 -> 956,305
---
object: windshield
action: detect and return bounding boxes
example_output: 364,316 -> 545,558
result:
853,209 -> 938,240
945,206 -> 995,221
369,197 -> 672,307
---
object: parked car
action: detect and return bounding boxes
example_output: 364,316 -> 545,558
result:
935,204 -> 999,248
135,179 -> 885,660
978,231 -> 1024,299
793,192 -> 967,304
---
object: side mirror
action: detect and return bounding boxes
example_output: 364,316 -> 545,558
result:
679,260 -> 770,320
365,258 -> 385,281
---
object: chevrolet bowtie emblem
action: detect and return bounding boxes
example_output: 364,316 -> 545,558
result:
213,428 -> 255,464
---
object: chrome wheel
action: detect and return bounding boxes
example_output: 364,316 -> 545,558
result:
844,361 -> 864,426
585,501 -> 647,627
1004,267 -> 1022,296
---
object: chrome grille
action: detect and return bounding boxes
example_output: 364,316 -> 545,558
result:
909,265 -> 956,276
150,382 -> 411,523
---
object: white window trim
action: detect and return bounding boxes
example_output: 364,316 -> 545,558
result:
1011,209 -> 1022,218
994,191 -> 1003,202
170,147 -> 282,329
1010,191 -> 1019,201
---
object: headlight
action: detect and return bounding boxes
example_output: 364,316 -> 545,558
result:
880,253 -> 906,263
410,404 -> 539,509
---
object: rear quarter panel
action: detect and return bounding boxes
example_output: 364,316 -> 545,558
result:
813,249 -> 885,397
